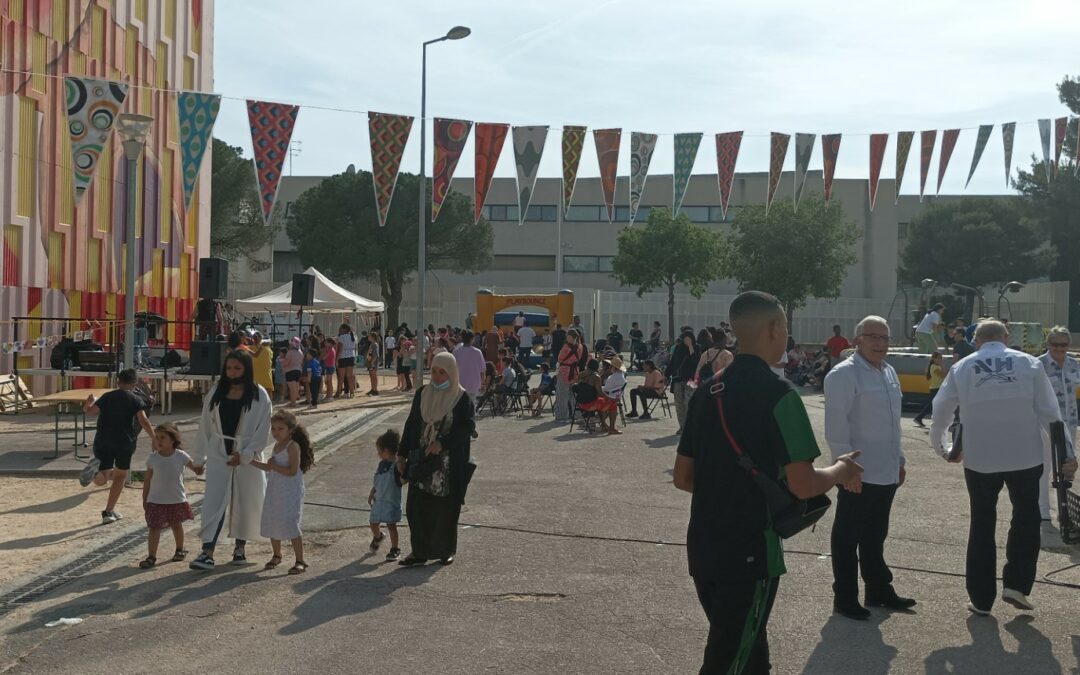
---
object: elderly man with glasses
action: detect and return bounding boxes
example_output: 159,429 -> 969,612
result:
824,316 -> 915,620
1038,326 -> 1080,522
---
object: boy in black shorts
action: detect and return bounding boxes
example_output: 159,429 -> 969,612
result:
80,369 -> 155,524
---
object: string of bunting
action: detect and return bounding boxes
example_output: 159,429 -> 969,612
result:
53,74 -> 1079,229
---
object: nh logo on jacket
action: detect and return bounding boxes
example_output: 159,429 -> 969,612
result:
972,356 -> 1016,387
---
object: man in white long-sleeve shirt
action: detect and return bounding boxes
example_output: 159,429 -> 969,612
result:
824,316 -> 915,620
930,320 -> 1062,615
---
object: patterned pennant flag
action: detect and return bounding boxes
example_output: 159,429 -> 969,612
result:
177,92 -> 221,213
512,126 -> 549,226
65,77 -> 130,203
1038,118 -> 1052,180
715,132 -> 743,221
474,122 -> 509,223
1073,117 -> 1080,176
766,133 -> 790,215
673,132 -> 702,216
918,130 -> 937,201
431,118 -> 472,222
628,132 -> 658,225
793,133 -> 816,210
820,134 -> 842,203
936,129 -> 960,194
367,111 -> 414,227
1002,122 -> 1016,186
562,125 -> 587,212
594,129 -> 622,223
248,100 -> 300,224
894,131 -> 914,203
965,124 -> 993,188
1054,116 -> 1068,172
869,133 -> 888,211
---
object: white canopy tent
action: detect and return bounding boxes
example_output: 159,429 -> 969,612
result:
234,267 -> 384,314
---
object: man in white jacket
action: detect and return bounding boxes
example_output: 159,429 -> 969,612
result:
1037,326 -> 1080,521
930,320 -> 1061,615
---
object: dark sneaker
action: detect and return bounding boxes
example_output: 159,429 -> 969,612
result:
833,599 -> 871,620
865,590 -> 917,610
626,411 -> 639,419
639,412 -> 652,420
190,552 -> 215,571
80,458 -> 101,487
101,510 -> 121,525
370,533 -> 385,552
231,547 -> 248,565
385,547 -> 401,561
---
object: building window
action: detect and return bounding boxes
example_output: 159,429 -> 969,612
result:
525,205 -> 557,222
681,206 -> 711,223
487,205 -> 507,221
615,205 -> 659,223
565,205 -> 602,221
898,222 -> 909,238
563,255 -> 615,273
490,255 -> 555,271
708,206 -> 739,222
284,201 -> 294,219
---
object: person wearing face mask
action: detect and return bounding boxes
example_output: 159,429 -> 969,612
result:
397,352 -> 476,566
188,350 -> 272,571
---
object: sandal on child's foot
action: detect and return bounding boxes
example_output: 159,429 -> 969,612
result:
369,533 -> 385,552
138,556 -> 157,569
385,547 -> 401,561
287,561 -> 308,575
172,549 -> 188,562
264,555 -> 282,570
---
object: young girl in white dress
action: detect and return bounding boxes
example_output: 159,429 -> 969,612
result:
251,410 -> 314,575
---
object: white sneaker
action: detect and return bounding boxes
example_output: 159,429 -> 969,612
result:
967,602 -> 992,616
79,458 -> 101,487
1001,588 -> 1035,611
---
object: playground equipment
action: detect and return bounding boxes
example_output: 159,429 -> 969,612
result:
474,289 -> 574,332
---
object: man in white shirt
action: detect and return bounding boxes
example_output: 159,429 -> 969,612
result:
1037,326 -> 1080,520
930,320 -> 1061,615
383,333 -> 396,370
914,303 -> 945,354
824,316 -> 915,620
452,330 -> 486,404
517,323 -> 536,362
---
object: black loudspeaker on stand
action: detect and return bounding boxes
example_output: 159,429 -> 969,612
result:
190,341 -> 228,376
199,258 -> 229,299
291,273 -> 316,306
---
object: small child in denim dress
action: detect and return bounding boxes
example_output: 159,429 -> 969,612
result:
367,429 -> 404,561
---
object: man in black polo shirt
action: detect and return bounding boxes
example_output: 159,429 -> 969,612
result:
673,291 -> 863,674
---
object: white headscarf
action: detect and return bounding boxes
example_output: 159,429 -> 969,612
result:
420,351 -> 464,424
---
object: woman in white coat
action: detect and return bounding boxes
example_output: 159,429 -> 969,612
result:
189,349 -> 272,571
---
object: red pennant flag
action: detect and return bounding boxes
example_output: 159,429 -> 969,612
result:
714,132 -> 743,221
895,131 -> 914,203
1054,116 -> 1068,173
247,100 -> 300,224
936,129 -> 960,194
432,118 -> 472,222
766,132 -> 790,215
473,123 -> 509,224
869,133 -> 888,211
919,130 -> 937,201
594,129 -> 622,223
821,134 -> 842,202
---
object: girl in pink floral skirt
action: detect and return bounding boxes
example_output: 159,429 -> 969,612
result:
139,423 -> 202,569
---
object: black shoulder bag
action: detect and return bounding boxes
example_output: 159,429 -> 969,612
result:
712,379 -> 831,539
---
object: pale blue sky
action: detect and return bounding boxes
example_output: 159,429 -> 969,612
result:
212,0 -> 1079,197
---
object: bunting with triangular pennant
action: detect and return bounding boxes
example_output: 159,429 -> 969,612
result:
561,125 -> 587,212
177,92 -> 221,213
766,132 -> 790,214
248,100 -> 300,224
431,118 -> 472,222
821,134 -> 841,203
793,133 -> 815,210
594,129 -> 621,223
474,122 -> 509,224
936,129 -> 960,194
65,76 -> 130,203
1054,116 -> 1067,172
869,133 -> 888,211
1038,118 -> 1052,179
965,124 -> 993,188
512,126 -> 549,226
628,132 -> 658,225
715,132 -> 742,221
894,131 -> 914,203
1073,118 -> 1080,176
1002,122 -> 1016,186
367,111 -> 413,227
673,132 -> 702,216
918,130 -> 937,201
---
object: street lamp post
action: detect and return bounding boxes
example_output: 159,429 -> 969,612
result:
996,281 -> 1025,320
116,113 -> 154,371
416,25 -> 470,388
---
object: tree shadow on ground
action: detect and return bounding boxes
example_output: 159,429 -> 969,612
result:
0,524 -> 100,550
0,490 -> 95,515
802,613 -> 897,675
924,615 -> 1061,675
279,555 -> 439,635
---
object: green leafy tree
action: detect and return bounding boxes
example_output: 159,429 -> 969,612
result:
286,170 -> 493,328
899,198 -> 1053,290
727,196 -> 860,329
1013,75 -> 1080,329
209,139 -> 278,271
610,208 -> 727,340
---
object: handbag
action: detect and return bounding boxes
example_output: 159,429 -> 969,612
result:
712,380 -> 831,539
406,417 -> 447,482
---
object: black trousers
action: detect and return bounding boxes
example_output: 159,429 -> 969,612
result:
914,387 -> 939,423
964,464 -> 1042,610
309,376 -> 322,406
629,387 -> 661,413
831,483 -> 898,602
693,576 -> 779,675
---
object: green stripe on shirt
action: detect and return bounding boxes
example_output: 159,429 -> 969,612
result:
773,389 -> 822,464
